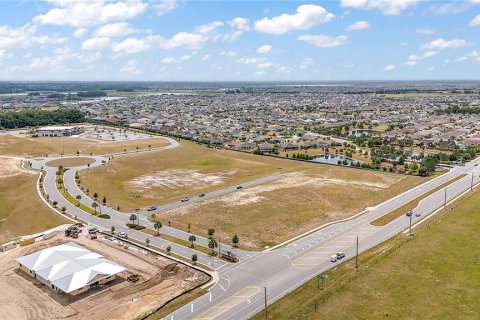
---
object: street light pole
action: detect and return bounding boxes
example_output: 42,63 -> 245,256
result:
444,187 -> 447,209
409,212 -> 412,234
471,174 -> 474,191
355,236 -> 359,271
264,287 -> 268,320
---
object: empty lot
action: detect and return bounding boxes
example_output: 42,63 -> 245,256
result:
0,134 -> 169,158
79,141 -> 424,249
0,157 -> 66,244
0,232 -> 205,320
157,168 -> 423,250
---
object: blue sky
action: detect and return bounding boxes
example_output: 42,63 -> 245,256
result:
0,0 -> 479,81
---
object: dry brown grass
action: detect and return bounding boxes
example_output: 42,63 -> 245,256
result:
156,169 -> 423,250
45,157 -> 96,168
0,171 -> 67,244
80,141 -> 424,250
0,135 -> 169,157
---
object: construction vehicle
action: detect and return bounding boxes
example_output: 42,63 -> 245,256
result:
64,225 -> 82,238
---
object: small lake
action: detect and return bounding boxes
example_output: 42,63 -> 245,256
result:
312,154 -> 358,166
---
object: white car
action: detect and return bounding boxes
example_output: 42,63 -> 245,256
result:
330,255 -> 337,262
118,232 -> 128,239
415,212 -> 421,217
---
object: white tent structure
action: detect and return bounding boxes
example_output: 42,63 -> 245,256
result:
16,242 -> 126,295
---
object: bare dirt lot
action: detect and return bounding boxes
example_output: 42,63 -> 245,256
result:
155,168 -> 424,250
0,233 -> 206,320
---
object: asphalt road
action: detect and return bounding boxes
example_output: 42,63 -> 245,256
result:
166,158 -> 480,320
30,139 -> 480,320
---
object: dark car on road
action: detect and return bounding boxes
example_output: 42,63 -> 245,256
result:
406,211 -> 413,217
199,193 -> 205,197
236,186 -> 243,189
147,206 -> 157,212
181,197 -> 189,202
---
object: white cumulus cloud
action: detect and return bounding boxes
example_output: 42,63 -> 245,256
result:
254,4 -> 334,35
154,0 -> 177,16
81,37 -> 111,50
298,34 -> 348,48
257,45 -> 272,54
33,0 -> 148,27
228,17 -> 250,31
94,22 -> 136,37
346,20 -> 370,31
341,0 -> 420,15
383,64 -> 395,71
469,15 -> 480,27
421,38 -> 468,50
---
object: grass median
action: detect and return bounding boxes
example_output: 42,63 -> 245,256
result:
141,228 -> 213,255
251,184 -> 480,320
371,173 -> 467,226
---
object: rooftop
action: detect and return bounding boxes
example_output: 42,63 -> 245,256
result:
16,242 -> 126,294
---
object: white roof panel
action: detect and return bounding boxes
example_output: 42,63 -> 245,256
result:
16,242 -> 126,293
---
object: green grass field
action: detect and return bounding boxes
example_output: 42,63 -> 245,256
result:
251,187 -> 480,320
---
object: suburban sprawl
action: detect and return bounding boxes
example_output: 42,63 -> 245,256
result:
1,81 -> 479,320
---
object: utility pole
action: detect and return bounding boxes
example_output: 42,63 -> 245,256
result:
471,174 -> 474,191
264,287 -> 268,320
355,236 -> 359,271
444,188 -> 447,209
409,212 -> 412,234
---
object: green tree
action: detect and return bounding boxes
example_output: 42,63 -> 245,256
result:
145,238 -> 150,246
208,228 -> 215,239
154,221 -> 162,236
102,196 -> 107,205
129,214 -> 137,224
93,192 -> 98,200
188,234 -> 196,247
111,225 -> 115,234
166,245 -> 171,254
75,194 -> 82,205
92,201 -> 98,214
232,234 -> 239,247
191,254 -> 198,264
208,239 -> 218,255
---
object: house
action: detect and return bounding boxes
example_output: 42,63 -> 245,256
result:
36,125 -> 83,137
16,242 -> 126,296
258,142 -> 275,152
237,142 -> 256,151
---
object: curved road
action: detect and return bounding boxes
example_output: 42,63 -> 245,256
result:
30,137 -> 480,320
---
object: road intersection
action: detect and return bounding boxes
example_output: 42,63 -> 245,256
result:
30,136 -> 480,320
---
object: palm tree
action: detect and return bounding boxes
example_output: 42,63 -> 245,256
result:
154,221 -> 162,236
208,239 -> 218,255
188,235 -> 196,247
129,214 -> 137,225
92,202 -> 98,214
75,195 -> 82,205
232,234 -> 239,248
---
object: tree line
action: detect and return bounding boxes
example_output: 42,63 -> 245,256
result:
0,108 -> 85,129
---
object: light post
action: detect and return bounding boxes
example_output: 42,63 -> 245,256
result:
471,174 -> 475,191
264,286 -> 268,320
409,210 -> 413,234
444,187 -> 447,209
135,208 -> 140,226
355,236 -> 359,271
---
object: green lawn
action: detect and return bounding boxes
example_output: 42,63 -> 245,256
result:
251,187 -> 480,320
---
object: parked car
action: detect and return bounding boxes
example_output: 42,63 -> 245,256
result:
236,186 -> 243,189
406,211 -> 413,217
199,193 -> 205,197
118,232 -> 128,239
181,197 -> 189,202
147,206 -> 157,212
330,255 -> 337,262
336,252 -> 346,259
88,227 -> 99,234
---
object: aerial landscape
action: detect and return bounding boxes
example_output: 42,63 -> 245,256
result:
0,1 -> 480,320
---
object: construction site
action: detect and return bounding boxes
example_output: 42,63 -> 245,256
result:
0,228 -> 207,320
